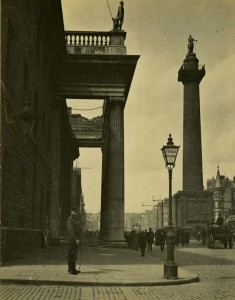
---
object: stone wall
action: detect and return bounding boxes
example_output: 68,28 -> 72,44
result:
0,0 -> 72,263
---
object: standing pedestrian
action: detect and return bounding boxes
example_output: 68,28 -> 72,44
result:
159,229 -> 165,252
216,214 -> 224,226
138,231 -> 147,257
175,229 -> 181,247
147,228 -> 154,252
66,207 -> 84,275
181,229 -> 190,247
184,230 -> 190,247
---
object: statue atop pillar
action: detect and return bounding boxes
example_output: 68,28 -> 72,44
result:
112,1 -> 124,31
187,35 -> 197,55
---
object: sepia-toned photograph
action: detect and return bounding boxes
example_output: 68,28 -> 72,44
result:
0,0 -> 235,299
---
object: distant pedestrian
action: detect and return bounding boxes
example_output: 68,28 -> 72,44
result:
159,230 -> 165,252
138,231 -> 147,257
208,219 -> 215,228
175,229 -> 181,247
181,229 -> 190,247
124,231 -> 131,248
66,207 -> 84,275
130,229 -> 139,251
216,214 -> 224,226
201,227 -> 207,245
147,228 -> 154,252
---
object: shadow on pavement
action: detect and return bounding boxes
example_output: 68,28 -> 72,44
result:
3,242 -> 235,268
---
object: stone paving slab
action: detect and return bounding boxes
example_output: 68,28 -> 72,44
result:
0,244 -> 199,286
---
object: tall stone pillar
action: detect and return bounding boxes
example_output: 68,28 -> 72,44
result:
178,53 -> 205,191
174,49 -> 213,230
102,97 -> 126,246
50,100 -> 62,239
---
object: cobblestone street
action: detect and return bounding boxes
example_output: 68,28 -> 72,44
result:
1,275 -> 235,300
1,241 -> 235,300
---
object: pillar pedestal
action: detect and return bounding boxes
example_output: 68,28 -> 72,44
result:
174,190 -> 213,230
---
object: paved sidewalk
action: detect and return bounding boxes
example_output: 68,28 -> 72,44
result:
0,244 -> 199,286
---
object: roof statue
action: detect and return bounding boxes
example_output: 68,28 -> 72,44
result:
188,35 -> 197,54
107,0 -> 124,31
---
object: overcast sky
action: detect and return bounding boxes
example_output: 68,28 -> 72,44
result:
62,0 -> 235,213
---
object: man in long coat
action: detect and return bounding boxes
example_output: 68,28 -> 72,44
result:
66,207 -> 84,274
147,228 -> 154,252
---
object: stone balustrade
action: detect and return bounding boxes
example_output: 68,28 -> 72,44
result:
65,31 -> 111,46
65,30 -> 127,55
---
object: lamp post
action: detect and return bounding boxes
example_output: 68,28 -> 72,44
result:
161,134 -> 180,279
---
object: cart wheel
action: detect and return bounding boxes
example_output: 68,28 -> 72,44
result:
229,239 -> 233,249
210,234 -> 214,249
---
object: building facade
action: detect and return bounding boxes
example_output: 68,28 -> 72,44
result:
1,0 -> 139,262
207,167 -> 235,221
0,0 -> 79,263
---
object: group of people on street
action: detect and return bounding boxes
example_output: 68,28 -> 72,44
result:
138,228 -> 155,256
66,209 -> 226,275
125,228 -> 166,257
197,214 -> 224,244
154,229 -> 166,252
175,229 -> 191,247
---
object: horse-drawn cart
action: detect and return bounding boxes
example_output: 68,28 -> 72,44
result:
207,225 -> 233,249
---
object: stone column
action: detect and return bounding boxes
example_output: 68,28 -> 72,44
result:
175,53 -> 214,230
103,97 -> 126,246
178,54 -> 205,191
100,138 -> 109,239
50,100 -> 62,239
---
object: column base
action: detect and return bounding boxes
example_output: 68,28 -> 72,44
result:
102,239 -> 127,248
164,263 -> 178,279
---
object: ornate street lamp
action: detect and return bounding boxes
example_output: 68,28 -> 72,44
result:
161,134 -> 180,279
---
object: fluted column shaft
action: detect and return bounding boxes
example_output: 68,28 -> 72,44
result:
183,82 -> 203,190
103,97 -> 125,243
50,101 -> 62,238
178,54 -> 205,191
100,132 -> 109,238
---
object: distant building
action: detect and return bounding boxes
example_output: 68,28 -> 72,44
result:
124,213 -> 142,231
207,167 -> 235,221
71,167 -> 82,210
85,213 -> 100,231
124,200 -> 168,232
156,199 -> 169,229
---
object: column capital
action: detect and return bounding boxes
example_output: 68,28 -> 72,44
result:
108,96 -> 126,103
108,97 -> 126,108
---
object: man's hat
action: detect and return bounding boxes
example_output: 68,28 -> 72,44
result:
120,1 -> 124,4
